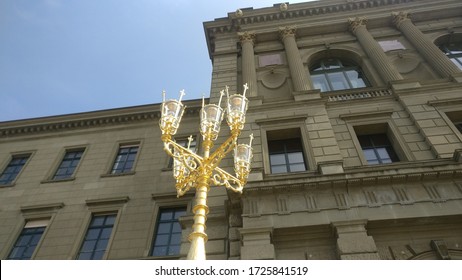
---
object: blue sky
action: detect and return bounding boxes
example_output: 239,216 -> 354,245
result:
0,0 -> 311,122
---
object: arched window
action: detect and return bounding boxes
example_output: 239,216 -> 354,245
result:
439,43 -> 462,70
310,58 -> 369,92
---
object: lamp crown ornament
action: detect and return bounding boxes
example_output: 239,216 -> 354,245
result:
159,84 -> 253,260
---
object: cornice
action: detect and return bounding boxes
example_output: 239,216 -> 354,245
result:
0,100 -> 203,138
244,159 -> 462,194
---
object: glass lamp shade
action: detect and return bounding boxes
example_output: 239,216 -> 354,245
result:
227,95 -> 248,130
160,100 -> 184,135
234,144 -> 253,178
200,104 -> 224,140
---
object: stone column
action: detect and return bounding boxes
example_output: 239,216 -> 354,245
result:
279,26 -> 313,91
349,17 -> 403,83
392,11 -> 461,78
332,220 -> 380,260
238,31 -> 258,97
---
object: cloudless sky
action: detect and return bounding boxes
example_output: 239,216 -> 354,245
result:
0,0 -> 313,122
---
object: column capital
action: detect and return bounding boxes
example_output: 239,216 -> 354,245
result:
392,11 -> 411,28
278,26 -> 297,40
238,31 -> 256,45
348,17 -> 368,34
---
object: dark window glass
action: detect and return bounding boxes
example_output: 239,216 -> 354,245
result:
151,207 -> 186,257
111,146 -> 139,174
310,58 -> 369,92
439,43 -> 462,70
455,122 -> 462,133
77,214 -> 116,260
0,155 -> 30,185
358,134 -> 399,165
53,150 -> 84,180
268,138 -> 306,174
8,226 -> 45,260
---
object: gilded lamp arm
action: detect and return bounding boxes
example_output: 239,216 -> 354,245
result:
210,167 -> 245,193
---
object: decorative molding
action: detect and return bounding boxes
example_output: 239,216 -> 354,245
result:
20,202 -> 64,213
85,196 -> 129,207
0,105 -> 202,137
326,88 -> 393,103
392,11 -> 411,28
348,17 -> 368,34
339,108 -> 394,121
238,31 -> 256,45
278,26 -> 297,40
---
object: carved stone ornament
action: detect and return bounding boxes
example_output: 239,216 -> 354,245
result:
392,11 -> 411,28
238,31 -> 256,45
348,17 -> 368,34
279,26 -> 297,40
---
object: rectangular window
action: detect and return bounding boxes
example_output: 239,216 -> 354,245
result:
151,207 -> 186,257
8,219 -> 49,260
0,154 -> 30,185
77,214 -> 116,260
357,134 -> 399,165
111,145 -> 139,174
53,149 -> 84,180
445,111 -> 462,134
267,128 -> 307,174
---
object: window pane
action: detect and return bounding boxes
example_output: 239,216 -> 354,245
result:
86,229 -> 101,240
171,222 -> 182,233
289,163 -> 306,172
92,251 -> 105,260
270,154 -> 286,165
271,165 -> 287,174
168,246 -> 180,256
154,234 -> 170,246
312,74 -> 330,92
78,252 -> 92,260
157,223 -> 171,234
152,246 -> 168,256
91,216 -> 105,226
288,152 -> 304,164
170,233 -> 182,245
160,210 -> 173,221
346,70 -> 366,88
328,72 -> 349,90
100,228 -> 113,239
81,240 -> 96,252
363,149 -> 378,161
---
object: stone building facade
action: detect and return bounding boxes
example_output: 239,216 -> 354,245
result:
1,0 -> 462,260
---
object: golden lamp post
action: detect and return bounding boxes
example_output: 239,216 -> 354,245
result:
159,84 -> 253,260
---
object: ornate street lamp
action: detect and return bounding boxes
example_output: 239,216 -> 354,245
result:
159,84 -> 253,260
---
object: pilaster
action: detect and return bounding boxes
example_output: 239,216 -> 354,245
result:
349,17 -> 403,84
238,32 -> 258,97
239,227 -> 275,259
332,220 -> 380,260
279,26 -> 313,92
392,11 -> 461,78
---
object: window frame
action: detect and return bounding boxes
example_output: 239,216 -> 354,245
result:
256,115 -> 315,176
310,58 -> 370,93
43,146 -> 87,183
7,219 -> 49,260
145,193 -> 193,259
103,140 -> 142,177
150,207 -> 187,257
71,197 -> 128,260
428,99 -> 462,144
76,213 -> 118,260
0,152 -> 33,187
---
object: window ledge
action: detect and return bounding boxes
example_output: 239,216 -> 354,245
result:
41,178 -> 76,184
0,183 -> 15,188
264,170 -> 317,180
100,171 -> 136,178
140,255 -> 182,260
